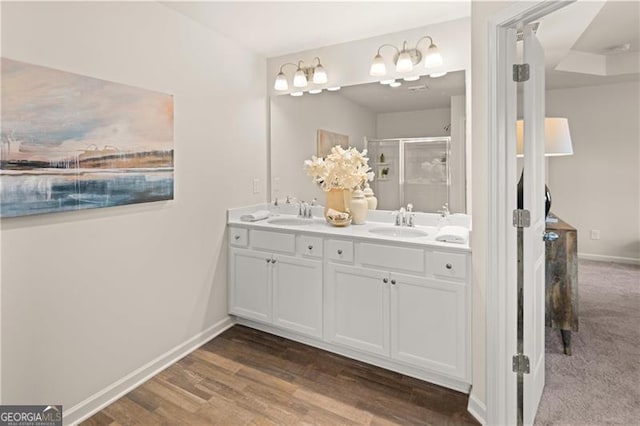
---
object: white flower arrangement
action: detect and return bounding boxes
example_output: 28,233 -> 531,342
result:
304,145 -> 374,192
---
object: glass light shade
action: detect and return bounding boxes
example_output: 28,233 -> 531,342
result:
293,69 -> 307,87
516,118 -> 574,157
380,79 -> 395,85
403,75 -> 420,81
274,72 -> 288,91
309,89 -> 322,94
312,65 -> 328,84
424,44 -> 443,68
396,51 -> 413,72
370,54 -> 387,76
290,91 -> 303,97
326,86 -> 341,91
389,81 -> 402,88
429,71 -> 448,78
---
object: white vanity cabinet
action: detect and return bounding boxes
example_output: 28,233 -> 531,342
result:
228,222 -> 471,392
228,227 -> 323,339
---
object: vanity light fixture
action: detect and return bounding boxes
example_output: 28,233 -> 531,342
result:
369,36 -> 443,77
274,57 -> 329,91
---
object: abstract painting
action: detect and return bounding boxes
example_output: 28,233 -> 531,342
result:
317,129 -> 349,158
0,58 -> 174,218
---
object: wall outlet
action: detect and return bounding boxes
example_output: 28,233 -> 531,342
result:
253,178 -> 260,194
590,229 -> 601,240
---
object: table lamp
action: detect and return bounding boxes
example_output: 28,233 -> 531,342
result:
516,117 -> 574,216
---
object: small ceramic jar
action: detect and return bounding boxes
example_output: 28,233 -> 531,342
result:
363,186 -> 378,210
350,189 -> 368,224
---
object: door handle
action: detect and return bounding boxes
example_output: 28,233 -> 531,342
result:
543,231 -> 559,242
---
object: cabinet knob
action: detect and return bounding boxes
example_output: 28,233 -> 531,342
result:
234,235 -> 240,240
266,258 -> 271,263
308,245 -> 313,250
383,278 -> 388,283
337,249 -> 343,255
446,263 -> 453,270
391,279 -> 396,285
272,259 -> 277,264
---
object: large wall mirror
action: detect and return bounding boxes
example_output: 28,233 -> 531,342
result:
270,70 -> 467,213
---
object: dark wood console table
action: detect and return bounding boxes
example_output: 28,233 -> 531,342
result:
545,215 -> 578,355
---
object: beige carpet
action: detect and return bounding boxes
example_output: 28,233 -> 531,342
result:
535,259 -> 640,425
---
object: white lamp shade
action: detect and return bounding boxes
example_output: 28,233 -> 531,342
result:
424,44 -> 443,68
293,69 -> 307,87
274,72 -> 288,91
312,65 -> 328,84
396,51 -> 413,72
516,117 -> 573,157
370,54 -> 386,76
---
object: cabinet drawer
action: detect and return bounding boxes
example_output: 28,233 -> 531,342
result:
229,227 -> 248,247
327,240 -> 354,263
431,251 -> 467,280
357,243 -> 425,274
251,230 -> 295,254
297,235 -> 323,258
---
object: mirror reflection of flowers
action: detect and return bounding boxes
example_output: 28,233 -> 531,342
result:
305,145 -> 374,191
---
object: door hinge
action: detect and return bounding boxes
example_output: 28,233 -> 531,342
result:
513,64 -> 530,82
512,354 -> 531,374
513,209 -> 531,228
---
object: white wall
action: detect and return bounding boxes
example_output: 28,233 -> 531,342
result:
376,108 -> 451,139
546,81 -> 640,262
270,92 -> 376,202
1,2 -> 267,422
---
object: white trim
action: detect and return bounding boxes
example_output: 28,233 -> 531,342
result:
236,318 -> 472,394
485,1 -> 575,425
65,316 -> 234,425
467,390 -> 487,425
578,252 -> 640,266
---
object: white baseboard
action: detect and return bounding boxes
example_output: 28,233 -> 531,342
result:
578,252 -> 640,265
467,391 -> 487,425
64,316 -> 234,425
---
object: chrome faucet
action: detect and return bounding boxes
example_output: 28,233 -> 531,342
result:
298,201 -> 313,219
437,203 -> 450,218
395,207 -> 406,226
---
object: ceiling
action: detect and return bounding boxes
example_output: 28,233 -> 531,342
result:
338,71 -> 465,113
162,1 -> 471,57
164,1 -> 638,91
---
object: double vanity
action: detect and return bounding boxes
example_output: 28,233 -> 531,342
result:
227,204 -> 472,393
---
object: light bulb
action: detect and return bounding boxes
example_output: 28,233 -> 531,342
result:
396,51 -> 413,73
370,53 -> 386,76
424,43 -> 443,68
312,65 -> 328,84
293,68 -> 307,87
274,72 -> 288,91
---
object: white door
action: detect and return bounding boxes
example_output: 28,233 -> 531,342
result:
522,25 -> 546,425
272,254 -> 323,338
325,264 -> 390,356
390,273 -> 467,379
228,248 -> 271,323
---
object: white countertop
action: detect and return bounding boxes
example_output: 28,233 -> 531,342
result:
228,204 -> 471,252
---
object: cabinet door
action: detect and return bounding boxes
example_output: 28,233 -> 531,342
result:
390,273 -> 467,379
272,254 -> 323,338
326,264 -> 390,356
228,248 -> 271,323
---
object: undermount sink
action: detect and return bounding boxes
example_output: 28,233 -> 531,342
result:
267,217 -> 312,226
368,226 -> 429,238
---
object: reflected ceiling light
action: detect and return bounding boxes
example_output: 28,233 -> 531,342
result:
380,79 -> 395,85
389,81 -> 402,88
326,86 -> 341,91
274,57 -> 329,92
309,89 -> 322,94
404,75 -> 420,82
429,71 -> 448,78
290,91 -> 304,97
369,35 -> 444,78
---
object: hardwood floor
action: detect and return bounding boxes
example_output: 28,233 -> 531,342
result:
82,325 -> 478,425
